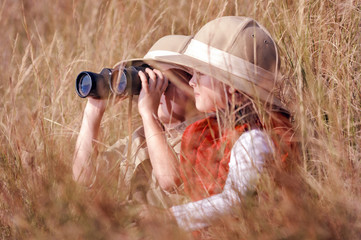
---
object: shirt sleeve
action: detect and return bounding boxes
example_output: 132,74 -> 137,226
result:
171,129 -> 274,231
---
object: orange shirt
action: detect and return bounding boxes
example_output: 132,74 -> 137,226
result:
179,113 -> 296,201
180,117 -> 247,201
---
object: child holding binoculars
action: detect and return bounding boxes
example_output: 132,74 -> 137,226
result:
135,16 -> 297,232
73,35 -> 202,206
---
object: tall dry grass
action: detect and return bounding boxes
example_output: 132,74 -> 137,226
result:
0,0 -> 360,239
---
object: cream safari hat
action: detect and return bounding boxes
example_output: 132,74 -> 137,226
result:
114,34 -> 193,72
140,16 -> 284,109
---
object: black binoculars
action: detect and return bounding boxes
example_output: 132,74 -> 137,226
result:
75,65 -> 149,99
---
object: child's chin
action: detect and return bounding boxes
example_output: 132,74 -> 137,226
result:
196,104 -> 210,113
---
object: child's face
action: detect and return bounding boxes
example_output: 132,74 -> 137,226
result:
189,71 -> 227,112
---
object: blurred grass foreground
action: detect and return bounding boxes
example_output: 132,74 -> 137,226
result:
0,0 -> 360,239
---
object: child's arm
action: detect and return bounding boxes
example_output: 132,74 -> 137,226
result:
170,129 -> 274,231
138,68 -> 180,191
72,98 -> 106,185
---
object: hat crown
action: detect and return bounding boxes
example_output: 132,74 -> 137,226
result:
147,35 -> 192,55
193,16 -> 278,73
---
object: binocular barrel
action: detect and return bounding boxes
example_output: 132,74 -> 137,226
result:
75,65 -> 148,99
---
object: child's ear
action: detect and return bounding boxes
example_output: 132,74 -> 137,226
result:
228,87 -> 245,102
228,87 -> 236,94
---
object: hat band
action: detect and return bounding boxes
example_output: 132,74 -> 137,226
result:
144,50 -> 181,59
183,39 -> 276,90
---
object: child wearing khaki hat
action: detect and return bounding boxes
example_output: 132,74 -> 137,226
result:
139,16 -> 297,231
72,35 -> 201,204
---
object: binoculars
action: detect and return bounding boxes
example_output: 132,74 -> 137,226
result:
75,65 -> 149,98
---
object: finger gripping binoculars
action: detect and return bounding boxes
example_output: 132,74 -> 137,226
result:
75,65 -> 149,99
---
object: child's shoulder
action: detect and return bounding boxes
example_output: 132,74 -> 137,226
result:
233,129 -> 274,153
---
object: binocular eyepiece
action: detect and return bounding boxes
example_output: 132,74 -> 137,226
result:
75,65 -> 149,99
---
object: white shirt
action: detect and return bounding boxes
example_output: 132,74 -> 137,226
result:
171,129 -> 274,231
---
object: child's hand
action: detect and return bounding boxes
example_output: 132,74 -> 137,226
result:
84,98 -> 107,121
138,68 -> 168,119
87,98 -> 107,112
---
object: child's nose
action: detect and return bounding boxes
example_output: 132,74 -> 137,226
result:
189,75 -> 197,87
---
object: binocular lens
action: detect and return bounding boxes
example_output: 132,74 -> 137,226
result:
110,71 -> 127,95
78,73 -> 92,97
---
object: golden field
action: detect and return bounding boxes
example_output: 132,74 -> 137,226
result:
0,0 -> 360,239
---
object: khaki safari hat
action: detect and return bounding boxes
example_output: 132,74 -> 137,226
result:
114,34 -> 193,72
140,16 -> 284,109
